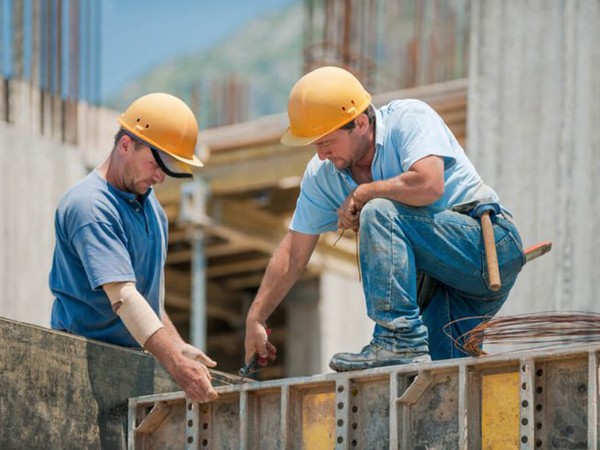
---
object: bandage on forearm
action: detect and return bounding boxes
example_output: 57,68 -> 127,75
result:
103,282 -> 164,346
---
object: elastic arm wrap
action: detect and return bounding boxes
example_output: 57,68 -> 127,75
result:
103,282 -> 164,347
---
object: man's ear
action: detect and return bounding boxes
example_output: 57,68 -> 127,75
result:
355,112 -> 370,133
118,134 -> 134,154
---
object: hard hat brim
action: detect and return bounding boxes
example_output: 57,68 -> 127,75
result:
151,148 -> 195,179
280,128 -> 323,147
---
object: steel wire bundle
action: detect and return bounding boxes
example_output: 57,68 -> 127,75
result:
443,312 -> 600,356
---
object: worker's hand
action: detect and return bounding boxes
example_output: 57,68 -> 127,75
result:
337,189 -> 364,232
144,328 -> 218,403
180,342 -> 217,368
166,356 -> 219,403
244,321 -> 277,366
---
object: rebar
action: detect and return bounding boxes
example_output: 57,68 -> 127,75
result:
443,312 -> 600,356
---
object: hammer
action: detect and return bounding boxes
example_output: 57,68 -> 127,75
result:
480,210 -> 501,291
452,200 -> 502,292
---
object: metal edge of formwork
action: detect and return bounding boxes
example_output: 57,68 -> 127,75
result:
127,344 -> 600,449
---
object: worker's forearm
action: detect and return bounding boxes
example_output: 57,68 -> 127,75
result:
247,232 -> 317,325
356,173 -> 442,207
144,327 -> 182,369
247,258 -> 302,324
354,156 -> 444,207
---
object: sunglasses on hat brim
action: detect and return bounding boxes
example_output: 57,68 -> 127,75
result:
122,130 -> 193,179
149,147 -> 193,179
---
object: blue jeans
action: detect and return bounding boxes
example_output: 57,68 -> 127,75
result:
359,198 -> 525,360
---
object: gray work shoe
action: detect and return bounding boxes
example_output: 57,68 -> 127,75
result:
329,344 -> 431,372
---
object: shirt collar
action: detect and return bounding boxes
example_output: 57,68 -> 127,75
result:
374,106 -> 385,148
95,171 -> 152,207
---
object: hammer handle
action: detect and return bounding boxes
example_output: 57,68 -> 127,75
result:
481,211 -> 501,291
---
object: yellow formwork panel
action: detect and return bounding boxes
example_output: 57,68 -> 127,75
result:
481,371 -> 520,449
301,390 -> 335,449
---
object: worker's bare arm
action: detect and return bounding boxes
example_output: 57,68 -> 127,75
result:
102,282 -> 218,403
361,155 -> 445,207
244,230 -> 319,362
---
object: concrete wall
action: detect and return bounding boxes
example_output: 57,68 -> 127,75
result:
0,317 -> 181,449
0,79 -> 115,327
467,0 -> 600,315
0,121 -> 87,326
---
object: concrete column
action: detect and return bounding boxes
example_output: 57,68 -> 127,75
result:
468,0 -> 600,313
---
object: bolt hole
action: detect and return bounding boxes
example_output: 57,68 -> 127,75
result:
536,404 -> 543,412
521,436 -> 528,444
187,419 -> 193,427
187,437 -> 194,444
536,422 -> 543,430
536,386 -> 543,394
145,124 -> 150,128
202,439 -> 208,446
522,400 -> 529,408
337,436 -> 343,444
522,418 -> 529,426
578,383 -> 587,393
337,402 -> 344,410
352,406 -> 358,413
352,440 -> 358,446
338,385 -> 344,393
351,388 -> 359,396
187,403 -> 193,411
521,383 -> 527,390
536,368 -> 544,377
352,422 -> 358,430
337,419 -> 344,427
521,364 -> 527,372
341,107 -> 346,112
536,439 -> 543,447
203,423 -> 208,430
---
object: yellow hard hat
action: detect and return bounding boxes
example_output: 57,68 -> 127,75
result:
118,93 -> 203,177
281,66 -> 372,147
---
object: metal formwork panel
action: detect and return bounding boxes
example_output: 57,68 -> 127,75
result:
129,346 -> 600,449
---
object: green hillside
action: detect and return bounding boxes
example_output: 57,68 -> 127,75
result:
108,3 -> 303,128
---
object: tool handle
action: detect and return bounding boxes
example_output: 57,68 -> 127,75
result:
481,211 -> 501,291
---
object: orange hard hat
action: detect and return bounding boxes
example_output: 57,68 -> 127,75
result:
118,93 -> 203,176
281,66 -> 372,146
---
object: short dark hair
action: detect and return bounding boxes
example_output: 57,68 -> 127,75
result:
339,104 -> 375,130
113,128 -> 143,151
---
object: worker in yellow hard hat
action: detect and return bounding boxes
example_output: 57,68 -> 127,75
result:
244,66 -> 525,372
49,93 -> 218,402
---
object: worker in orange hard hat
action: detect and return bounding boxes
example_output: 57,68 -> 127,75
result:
244,66 -> 526,372
49,93 -> 218,403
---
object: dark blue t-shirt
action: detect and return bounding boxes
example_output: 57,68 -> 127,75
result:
49,170 -> 167,347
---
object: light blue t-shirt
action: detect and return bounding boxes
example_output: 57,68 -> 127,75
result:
290,99 -> 498,235
49,170 -> 167,347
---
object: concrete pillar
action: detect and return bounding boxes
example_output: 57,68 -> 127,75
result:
468,0 -> 600,313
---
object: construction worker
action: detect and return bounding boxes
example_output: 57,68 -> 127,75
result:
244,66 -> 525,372
49,93 -> 218,402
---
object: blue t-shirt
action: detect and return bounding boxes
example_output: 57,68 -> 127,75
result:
290,99 -> 499,234
49,170 -> 168,347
